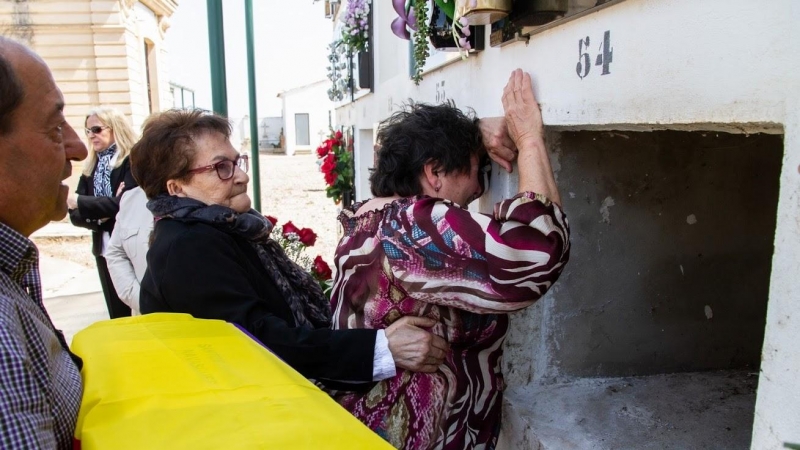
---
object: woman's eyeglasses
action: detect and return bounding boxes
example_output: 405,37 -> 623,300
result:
84,126 -> 110,135
186,154 -> 249,180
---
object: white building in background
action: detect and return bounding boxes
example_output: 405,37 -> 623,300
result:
325,0 -> 800,448
258,116 -> 283,152
277,80 -> 335,156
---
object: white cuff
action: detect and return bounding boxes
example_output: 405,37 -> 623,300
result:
372,329 -> 396,381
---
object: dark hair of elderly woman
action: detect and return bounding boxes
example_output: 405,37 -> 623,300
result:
370,102 -> 483,198
131,109 -> 449,388
329,70 -> 571,449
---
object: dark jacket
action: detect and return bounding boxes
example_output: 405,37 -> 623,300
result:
139,218 -> 377,383
68,156 -> 137,256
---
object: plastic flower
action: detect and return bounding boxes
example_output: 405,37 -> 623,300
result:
312,255 -> 333,281
282,221 -> 300,237
297,228 -> 317,247
342,0 -> 371,53
316,128 -> 355,204
321,153 -> 338,186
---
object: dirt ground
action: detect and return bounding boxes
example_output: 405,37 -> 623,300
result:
34,153 -> 343,268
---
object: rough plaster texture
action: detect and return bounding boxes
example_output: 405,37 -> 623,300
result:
549,130 -> 780,378
502,371 -> 757,450
337,0 -> 800,446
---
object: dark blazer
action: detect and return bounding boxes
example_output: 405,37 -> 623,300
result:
69,156 -> 137,256
139,218 -> 377,384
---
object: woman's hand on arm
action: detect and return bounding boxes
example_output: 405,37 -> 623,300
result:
477,117 -> 517,173
502,69 -> 562,206
385,316 -> 449,373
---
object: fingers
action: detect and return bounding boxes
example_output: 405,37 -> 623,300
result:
488,148 -> 515,173
386,315 -> 451,373
430,333 -> 449,353
397,315 -> 437,328
521,72 -> 536,104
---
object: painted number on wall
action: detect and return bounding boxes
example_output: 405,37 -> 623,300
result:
576,30 -> 613,79
435,80 -> 446,103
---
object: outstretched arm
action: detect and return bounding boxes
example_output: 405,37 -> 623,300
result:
503,69 -> 562,206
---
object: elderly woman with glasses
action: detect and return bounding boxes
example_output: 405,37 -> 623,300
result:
132,109 -> 452,387
68,106 -> 138,319
329,70 -> 571,449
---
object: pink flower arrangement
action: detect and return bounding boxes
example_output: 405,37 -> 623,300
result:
341,0 -> 371,54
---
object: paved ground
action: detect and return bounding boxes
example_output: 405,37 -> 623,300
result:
36,153 -> 341,344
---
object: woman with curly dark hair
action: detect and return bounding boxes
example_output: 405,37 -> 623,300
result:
330,70 -> 571,449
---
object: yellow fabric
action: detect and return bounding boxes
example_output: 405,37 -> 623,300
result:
71,313 -> 392,449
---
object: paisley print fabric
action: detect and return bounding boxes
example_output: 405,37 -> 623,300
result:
330,192 -> 570,450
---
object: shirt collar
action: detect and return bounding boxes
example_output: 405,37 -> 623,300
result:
0,221 -> 38,282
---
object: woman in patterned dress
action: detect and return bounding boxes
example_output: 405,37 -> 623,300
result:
330,70 -> 571,449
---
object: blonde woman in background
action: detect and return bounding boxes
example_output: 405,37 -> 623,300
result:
68,106 -> 138,318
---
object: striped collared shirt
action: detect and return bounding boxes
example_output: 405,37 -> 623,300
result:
0,221 -> 83,449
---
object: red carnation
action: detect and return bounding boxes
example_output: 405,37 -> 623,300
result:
335,130 -> 343,140
312,255 -> 332,280
282,221 -> 299,237
316,145 -> 328,158
321,153 -> 337,173
297,227 -> 317,247
324,170 -> 337,186
265,215 -> 278,226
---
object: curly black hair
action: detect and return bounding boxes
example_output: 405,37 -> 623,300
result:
370,102 -> 484,197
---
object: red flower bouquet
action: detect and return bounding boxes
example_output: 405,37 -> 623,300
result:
267,216 -> 333,296
316,129 -> 355,205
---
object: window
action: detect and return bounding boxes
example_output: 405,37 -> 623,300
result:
295,113 -> 310,146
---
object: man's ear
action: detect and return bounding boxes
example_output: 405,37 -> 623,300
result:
166,179 -> 186,197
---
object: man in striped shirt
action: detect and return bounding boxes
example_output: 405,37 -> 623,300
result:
0,37 -> 89,449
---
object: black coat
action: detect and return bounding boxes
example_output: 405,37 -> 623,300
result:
139,218 -> 377,384
68,156 -> 137,256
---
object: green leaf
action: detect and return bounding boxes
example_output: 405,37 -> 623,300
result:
434,0 -> 454,19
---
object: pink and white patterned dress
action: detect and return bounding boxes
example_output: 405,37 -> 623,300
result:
330,192 -> 570,450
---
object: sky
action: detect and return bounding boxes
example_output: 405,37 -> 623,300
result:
165,1 -> 333,121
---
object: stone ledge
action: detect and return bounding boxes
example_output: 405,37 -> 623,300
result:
502,370 -> 756,450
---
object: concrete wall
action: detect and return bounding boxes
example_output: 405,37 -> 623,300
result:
279,81 -> 335,155
502,130 -> 781,383
335,0 -> 800,446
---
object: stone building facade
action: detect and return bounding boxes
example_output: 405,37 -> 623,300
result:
1,0 -> 177,186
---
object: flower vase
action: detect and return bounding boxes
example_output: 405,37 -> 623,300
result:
357,50 -> 373,90
429,3 -> 485,51
456,0 -> 512,26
